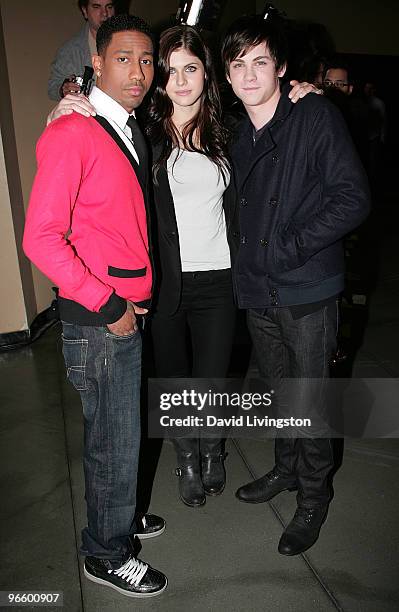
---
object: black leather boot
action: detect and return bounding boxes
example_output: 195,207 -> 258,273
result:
173,438 -> 205,507
200,439 -> 227,496
278,505 -> 328,555
236,438 -> 298,503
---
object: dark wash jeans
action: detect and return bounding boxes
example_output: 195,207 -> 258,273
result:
247,302 -> 338,507
62,322 -> 142,561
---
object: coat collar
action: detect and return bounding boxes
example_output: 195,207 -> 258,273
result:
269,82 -> 296,126
232,83 -> 294,189
232,83 -> 294,136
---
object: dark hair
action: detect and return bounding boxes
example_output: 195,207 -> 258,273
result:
96,14 -> 154,55
78,1 -> 131,16
221,15 -> 288,75
147,25 -> 229,182
324,59 -> 352,84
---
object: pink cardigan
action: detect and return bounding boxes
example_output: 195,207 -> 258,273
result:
23,113 -> 152,312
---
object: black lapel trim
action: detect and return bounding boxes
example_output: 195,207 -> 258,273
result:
222,165 -> 237,237
94,115 -> 141,178
156,163 -> 179,234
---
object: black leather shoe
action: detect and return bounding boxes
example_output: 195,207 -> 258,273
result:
278,505 -> 328,556
173,438 -> 205,507
134,513 -> 165,539
84,555 -> 167,597
236,468 -> 297,503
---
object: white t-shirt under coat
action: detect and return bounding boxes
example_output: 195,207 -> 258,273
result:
167,149 -> 231,272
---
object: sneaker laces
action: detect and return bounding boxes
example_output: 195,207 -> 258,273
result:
110,556 -> 148,586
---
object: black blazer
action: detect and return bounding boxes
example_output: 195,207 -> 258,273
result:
150,145 -> 239,316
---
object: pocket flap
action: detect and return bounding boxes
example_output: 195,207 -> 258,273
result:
108,266 -> 147,278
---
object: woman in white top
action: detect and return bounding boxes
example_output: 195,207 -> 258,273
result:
148,25 -> 238,508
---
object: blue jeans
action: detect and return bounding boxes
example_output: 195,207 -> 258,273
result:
62,322 -> 142,561
247,303 -> 338,507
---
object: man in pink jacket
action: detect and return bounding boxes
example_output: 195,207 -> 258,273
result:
23,15 -> 167,598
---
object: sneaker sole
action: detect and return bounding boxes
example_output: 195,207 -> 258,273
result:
136,524 -> 166,539
84,567 -> 168,598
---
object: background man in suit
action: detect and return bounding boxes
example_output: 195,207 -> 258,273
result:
48,0 -> 115,100
24,14 -> 167,598
222,16 -> 370,556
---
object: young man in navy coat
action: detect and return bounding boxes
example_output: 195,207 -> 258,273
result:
222,16 -> 370,555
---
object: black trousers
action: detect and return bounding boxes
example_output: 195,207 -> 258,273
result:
151,269 -> 236,379
247,303 -> 338,507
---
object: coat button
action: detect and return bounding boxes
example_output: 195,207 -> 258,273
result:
260,239 -> 268,247
269,197 -> 278,206
269,289 -> 277,297
241,236 -> 247,245
240,197 -> 247,207
272,155 -> 279,164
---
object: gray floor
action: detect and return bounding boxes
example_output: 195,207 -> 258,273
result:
1,205 -> 399,611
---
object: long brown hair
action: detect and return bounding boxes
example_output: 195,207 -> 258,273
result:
147,25 -> 230,182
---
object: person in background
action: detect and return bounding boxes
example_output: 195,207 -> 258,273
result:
25,15 -> 167,598
323,59 -> 369,170
48,0 -> 115,100
324,61 -> 353,95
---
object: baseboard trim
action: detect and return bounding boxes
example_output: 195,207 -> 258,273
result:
0,301 -> 59,351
